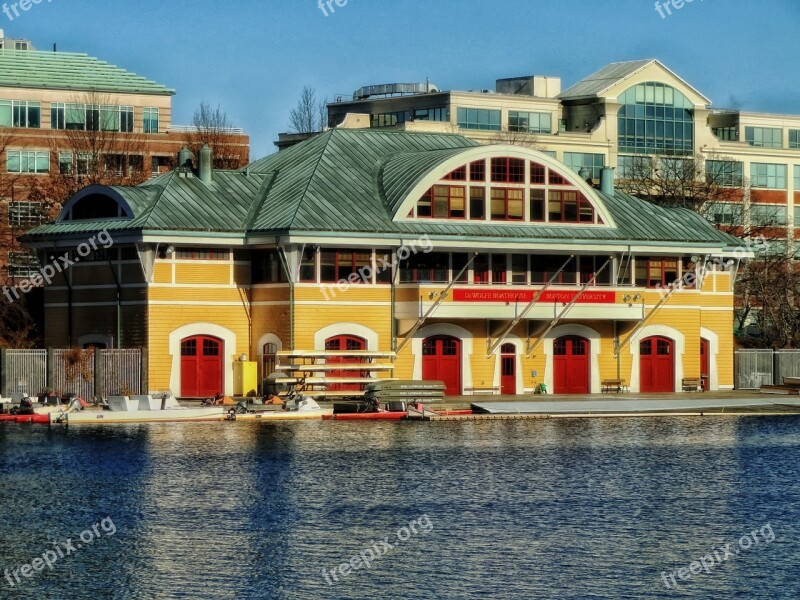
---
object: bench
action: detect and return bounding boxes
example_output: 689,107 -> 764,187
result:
601,379 -> 628,393
465,386 -> 501,396
682,377 -> 703,392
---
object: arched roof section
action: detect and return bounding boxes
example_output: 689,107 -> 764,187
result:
390,145 -> 617,228
59,184 -> 143,222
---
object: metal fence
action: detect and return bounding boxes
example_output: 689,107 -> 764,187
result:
735,349 -> 800,389
2,349 -> 47,397
2,348 -> 144,399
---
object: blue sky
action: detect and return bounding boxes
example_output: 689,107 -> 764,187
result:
7,0 -> 800,157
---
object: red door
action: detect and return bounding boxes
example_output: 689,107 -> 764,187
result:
700,338 -> 710,391
640,336 -> 675,393
325,335 -> 366,391
422,335 -> 462,396
181,336 -> 224,397
500,343 -> 517,395
553,336 -> 590,394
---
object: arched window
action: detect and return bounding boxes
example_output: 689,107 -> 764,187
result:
617,82 -> 694,156
412,157 -> 600,225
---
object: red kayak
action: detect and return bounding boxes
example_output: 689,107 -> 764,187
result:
0,414 -> 51,424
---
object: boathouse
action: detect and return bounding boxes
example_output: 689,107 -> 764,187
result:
22,129 -> 747,397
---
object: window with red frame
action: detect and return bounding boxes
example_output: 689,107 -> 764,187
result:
320,250 -> 373,283
469,188 -> 485,220
530,189 -> 546,221
473,254 -> 490,283
491,254 -> 507,283
634,258 -> 679,288
530,162 -> 546,184
418,185 -> 466,218
470,160 -> 486,181
548,169 -> 568,185
548,191 -> 593,223
490,188 -> 524,221
491,157 -> 525,183
443,166 -> 467,181
531,255 -> 576,284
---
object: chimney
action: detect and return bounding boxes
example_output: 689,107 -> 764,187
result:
198,144 -> 213,184
177,146 -> 193,170
600,167 -> 615,196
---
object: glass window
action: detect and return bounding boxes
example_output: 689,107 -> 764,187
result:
530,162 -> 546,184
705,202 -> 739,226
635,258 -> 679,288
508,111 -> 552,134
299,247 -> 316,282
319,250 -> 372,283
399,252 -> 449,283
712,126 -> 738,141
51,102 -> 65,129
751,163 -> 787,189
789,130 -> 800,149
795,165 -> 800,191
511,255 -> 528,284
470,160 -> 485,181
469,187 -> 485,220
531,255 -> 576,284
457,107 -> 501,131
419,185 -> 466,219
617,82 -> 694,155
706,160 -> 743,187
563,153 -> 605,180
8,201 -> 43,227
530,189 -> 545,221
491,254 -> 507,284
473,254 -> 490,284
745,127 -> 783,148
751,204 -> 788,226
547,190 -> 593,223
6,150 -> 49,174
491,157 -> 525,183
490,188 -> 524,221
4,100 -> 41,128
143,107 -> 159,133
177,248 -> 229,261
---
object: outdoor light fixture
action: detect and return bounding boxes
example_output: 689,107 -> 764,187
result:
158,244 -> 175,260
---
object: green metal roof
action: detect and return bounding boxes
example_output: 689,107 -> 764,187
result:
23,129 -> 745,250
0,49 -> 174,95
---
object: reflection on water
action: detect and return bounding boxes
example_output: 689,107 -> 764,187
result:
1,417 -> 800,599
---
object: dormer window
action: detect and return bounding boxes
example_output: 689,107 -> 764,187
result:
409,156 -> 605,225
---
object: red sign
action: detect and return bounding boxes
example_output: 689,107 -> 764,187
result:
452,289 -> 616,304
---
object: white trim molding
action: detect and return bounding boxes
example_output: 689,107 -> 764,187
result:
168,322 -> 237,397
700,327 -> 720,392
410,323 -> 473,395
628,324 -> 686,393
313,323 -> 380,351
542,324 -> 602,394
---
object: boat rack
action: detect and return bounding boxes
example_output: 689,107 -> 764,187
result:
275,350 -> 397,399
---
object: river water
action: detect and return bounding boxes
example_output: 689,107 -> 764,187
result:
1,416 -> 799,599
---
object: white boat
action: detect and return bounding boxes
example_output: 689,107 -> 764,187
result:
53,394 -> 227,425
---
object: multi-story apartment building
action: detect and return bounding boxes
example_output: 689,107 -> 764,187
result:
327,60 -> 800,250
0,33 -> 250,282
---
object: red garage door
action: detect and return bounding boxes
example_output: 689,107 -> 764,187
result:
640,336 -> 675,393
553,336 -> 590,395
181,336 -> 224,397
325,335 -> 366,391
500,343 -> 517,395
422,335 -> 462,396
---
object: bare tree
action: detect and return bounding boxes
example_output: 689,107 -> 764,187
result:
289,86 -> 327,133
43,90 -> 150,208
489,129 -> 544,151
615,152 -> 741,212
190,101 -> 249,169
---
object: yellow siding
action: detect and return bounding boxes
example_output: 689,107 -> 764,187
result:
175,264 -> 230,285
